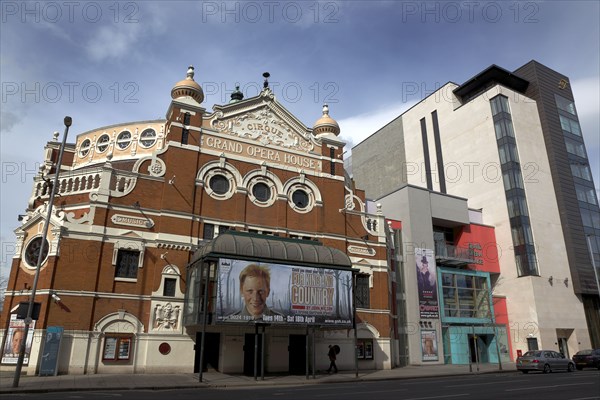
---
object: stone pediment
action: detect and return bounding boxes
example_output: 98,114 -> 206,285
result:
209,89 -> 317,154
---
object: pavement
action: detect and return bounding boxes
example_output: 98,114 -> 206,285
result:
0,362 -> 516,394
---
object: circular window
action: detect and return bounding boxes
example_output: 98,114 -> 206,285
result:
79,139 -> 91,157
24,237 -> 50,268
209,175 -> 230,195
139,128 -> 157,148
96,134 -> 110,153
292,189 -> 309,208
116,130 -> 132,149
287,183 -> 316,213
252,182 -> 271,202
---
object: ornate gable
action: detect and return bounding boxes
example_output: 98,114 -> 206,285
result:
208,89 -> 318,154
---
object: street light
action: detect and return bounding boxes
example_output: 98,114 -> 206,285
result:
13,116 -> 72,388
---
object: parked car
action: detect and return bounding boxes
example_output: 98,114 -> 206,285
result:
572,349 -> 600,370
516,350 -> 575,373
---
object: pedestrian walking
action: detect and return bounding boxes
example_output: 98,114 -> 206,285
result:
326,345 -> 339,373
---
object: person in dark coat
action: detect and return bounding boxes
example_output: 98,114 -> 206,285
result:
326,345 -> 338,373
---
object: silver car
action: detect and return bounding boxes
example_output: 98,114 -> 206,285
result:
516,350 -> 576,373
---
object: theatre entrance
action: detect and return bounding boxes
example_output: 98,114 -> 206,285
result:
243,333 -> 263,376
289,334 -> 307,375
194,332 -> 220,373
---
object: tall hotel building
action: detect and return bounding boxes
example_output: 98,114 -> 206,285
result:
351,61 -> 600,361
1,67 -> 395,375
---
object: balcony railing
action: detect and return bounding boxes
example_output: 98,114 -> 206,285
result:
435,242 -> 475,266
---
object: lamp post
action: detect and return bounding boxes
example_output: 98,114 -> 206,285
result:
13,117 -> 72,388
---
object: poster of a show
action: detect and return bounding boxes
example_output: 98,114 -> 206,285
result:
1,314 -> 36,365
416,248 -> 439,319
216,258 -> 353,326
421,330 -> 439,361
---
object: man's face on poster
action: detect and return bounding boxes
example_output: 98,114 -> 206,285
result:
242,275 -> 269,317
11,330 -> 25,354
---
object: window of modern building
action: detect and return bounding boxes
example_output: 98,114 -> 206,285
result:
163,278 -> 176,297
498,142 -> 520,164
559,114 -> 582,136
491,95 -> 538,277
494,119 -> 515,140
502,169 -> 524,190
507,196 -> 529,217
555,94 -> 577,115
355,274 -> 370,308
576,184 -> 599,205
96,134 -> 110,153
581,209 -> 600,230
79,139 -> 92,157
209,175 -> 230,195
116,130 -> 132,149
490,95 -> 510,115
102,336 -> 132,361
571,162 -> 592,181
565,137 -> 587,158
115,249 -> 140,279
441,271 -> 491,319
514,249 -> 538,277
139,128 -> 157,148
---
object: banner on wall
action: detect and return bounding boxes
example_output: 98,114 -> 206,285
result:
1,314 -> 36,365
215,258 -> 353,326
416,248 -> 439,319
421,329 -> 439,361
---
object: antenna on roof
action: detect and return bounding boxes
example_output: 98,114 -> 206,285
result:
263,72 -> 270,88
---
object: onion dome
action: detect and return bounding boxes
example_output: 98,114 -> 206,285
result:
312,104 -> 340,136
171,65 -> 204,104
229,84 -> 244,103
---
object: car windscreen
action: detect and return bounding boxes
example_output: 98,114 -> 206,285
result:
576,350 -> 593,355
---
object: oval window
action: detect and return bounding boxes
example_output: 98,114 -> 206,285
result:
24,237 -> 50,268
117,130 -> 132,149
139,129 -> 157,148
97,134 -> 110,153
79,139 -> 91,157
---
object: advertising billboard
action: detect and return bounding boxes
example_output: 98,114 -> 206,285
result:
216,258 -> 353,326
416,248 -> 439,319
421,330 -> 439,361
1,314 -> 36,365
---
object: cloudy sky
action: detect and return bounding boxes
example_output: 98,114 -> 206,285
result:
1,1 -> 599,277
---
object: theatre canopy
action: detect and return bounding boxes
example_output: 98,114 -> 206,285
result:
185,231 -> 354,327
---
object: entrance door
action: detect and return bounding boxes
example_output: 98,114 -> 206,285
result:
289,334 -> 306,375
527,337 -> 539,351
194,332 -> 220,373
558,337 -> 569,358
477,334 -> 490,363
243,333 -> 263,376
468,334 -> 478,363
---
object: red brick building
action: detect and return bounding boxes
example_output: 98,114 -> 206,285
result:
1,67 -> 394,375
